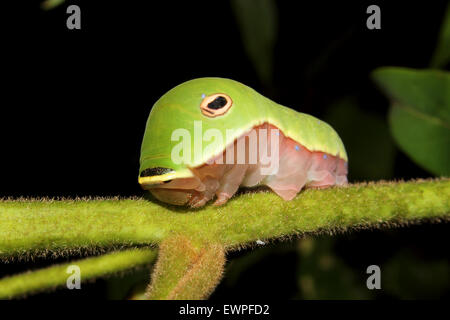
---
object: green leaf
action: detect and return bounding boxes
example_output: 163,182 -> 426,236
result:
430,2 -> 450,68
372,67 -> 450,176
231,0 -> 278,85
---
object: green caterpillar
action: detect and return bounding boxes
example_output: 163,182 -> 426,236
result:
139,78 -> 348,207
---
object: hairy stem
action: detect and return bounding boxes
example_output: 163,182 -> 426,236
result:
0,179 -> 449,299
146,236 -> 225,300
1,179 -> 448,258
0,248 -> 157,299
1,179 -> 449,257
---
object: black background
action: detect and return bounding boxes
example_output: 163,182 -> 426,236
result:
1,0 -> 449,299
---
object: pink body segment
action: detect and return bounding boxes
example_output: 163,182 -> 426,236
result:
145,124 -> 348,207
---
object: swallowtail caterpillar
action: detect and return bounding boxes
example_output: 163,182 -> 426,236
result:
139,78 -> 348,207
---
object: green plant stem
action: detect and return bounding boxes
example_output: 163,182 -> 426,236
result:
146,236 -> 225,300
1,179 -> 449,299
0,248 -> 157,299
1,179 -> 449,259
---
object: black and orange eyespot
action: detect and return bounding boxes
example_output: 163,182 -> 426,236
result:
200,93 -> 233,117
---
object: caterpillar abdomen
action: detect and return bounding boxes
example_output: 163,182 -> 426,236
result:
148,123 -> 347,207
